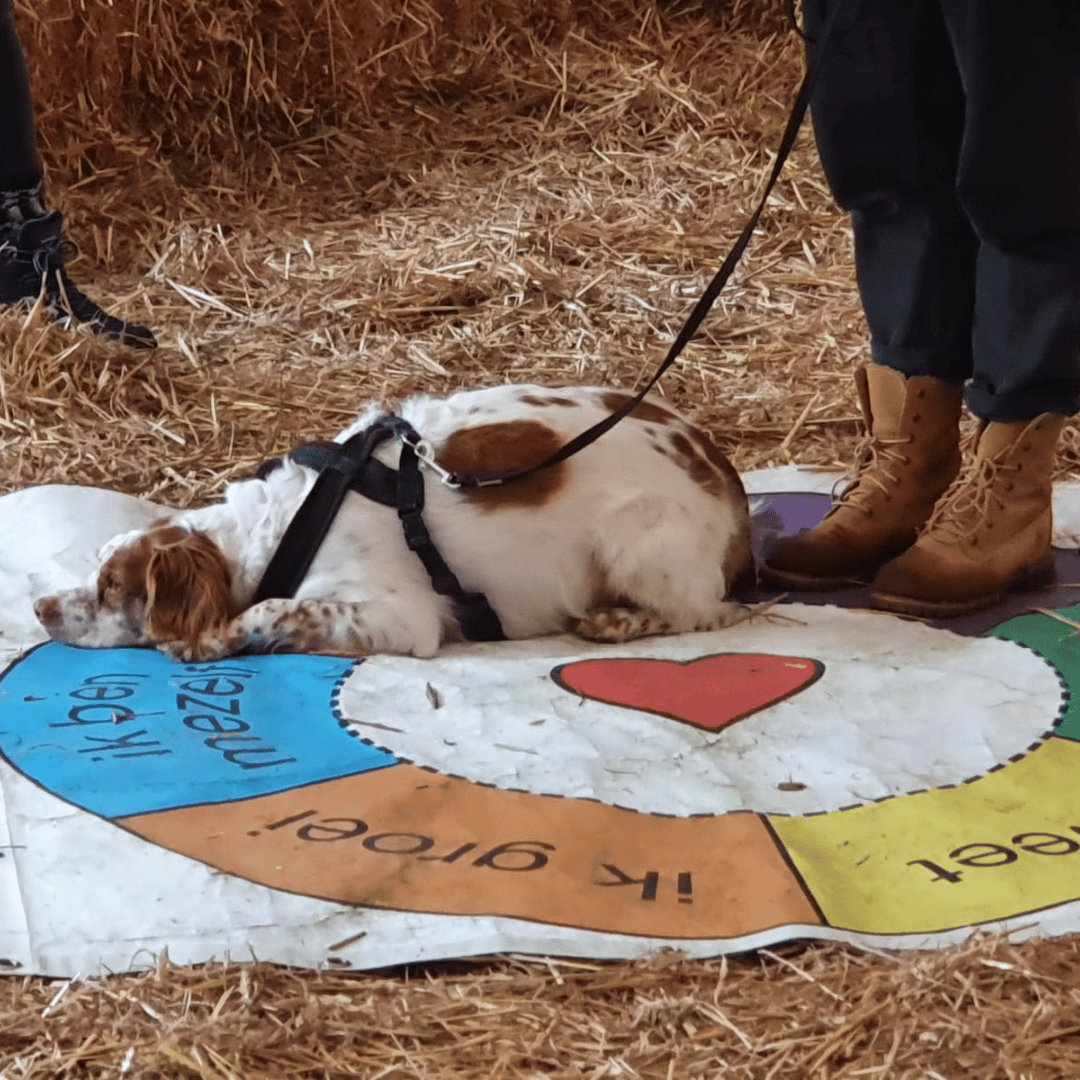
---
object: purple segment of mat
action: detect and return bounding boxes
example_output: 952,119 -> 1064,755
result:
749,492 -> 1080,638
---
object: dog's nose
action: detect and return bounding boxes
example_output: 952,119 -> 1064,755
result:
33,595 -> 60,627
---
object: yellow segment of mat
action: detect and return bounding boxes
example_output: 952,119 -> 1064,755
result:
770,735 -> 1080,934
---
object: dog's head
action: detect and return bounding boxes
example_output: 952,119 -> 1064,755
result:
34,524 -> 234,649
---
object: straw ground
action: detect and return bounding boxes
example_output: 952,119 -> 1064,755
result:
2,0 -> 1079,1076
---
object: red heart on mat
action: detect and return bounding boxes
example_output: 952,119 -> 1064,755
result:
552,654 -> 824,731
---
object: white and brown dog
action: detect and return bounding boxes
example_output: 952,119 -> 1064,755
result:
33,384 -> 753,661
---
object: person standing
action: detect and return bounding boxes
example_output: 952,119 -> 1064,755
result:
0,0 -> 156,348
760,0 -> 1080,617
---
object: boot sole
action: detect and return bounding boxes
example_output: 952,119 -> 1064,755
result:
869,558 -> 1057,619
758,564 -> 875,592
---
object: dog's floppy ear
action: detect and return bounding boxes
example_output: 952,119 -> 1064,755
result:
143,531 -> 233,645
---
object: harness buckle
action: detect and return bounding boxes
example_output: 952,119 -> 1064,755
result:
399,431 -> 462,489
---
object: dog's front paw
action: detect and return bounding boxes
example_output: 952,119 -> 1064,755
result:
161,633 -> 235,663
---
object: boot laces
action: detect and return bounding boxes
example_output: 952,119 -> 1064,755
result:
830,434 -> 912,516
923,453 -> 1016,542
0,213 -> 77,271
31,238 -> 78,274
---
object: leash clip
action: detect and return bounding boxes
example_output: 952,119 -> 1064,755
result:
399,431 -> 462,490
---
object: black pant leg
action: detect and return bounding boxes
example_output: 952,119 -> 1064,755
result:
0,0 -> 42,193
943,1 -> 1080,421
805,0 -> 977,382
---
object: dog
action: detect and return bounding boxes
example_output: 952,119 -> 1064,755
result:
33,384 -> 753,662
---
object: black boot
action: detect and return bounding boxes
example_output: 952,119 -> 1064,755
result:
0,191 -> 156,349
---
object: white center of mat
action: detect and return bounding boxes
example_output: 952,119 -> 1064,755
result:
337,604 -> 1063,817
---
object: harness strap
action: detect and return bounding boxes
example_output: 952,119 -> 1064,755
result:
396,437 -> 507,642
270,441 -> 400,508
252,417 -> 506,643
253,421 -> 395,605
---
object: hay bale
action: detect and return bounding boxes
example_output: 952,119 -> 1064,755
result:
15,0 -> 787,191
16,0 -> 576,193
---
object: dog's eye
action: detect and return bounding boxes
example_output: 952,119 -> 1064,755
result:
97,574 -> 118,604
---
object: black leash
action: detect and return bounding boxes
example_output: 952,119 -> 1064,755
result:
438,0 -> 847,491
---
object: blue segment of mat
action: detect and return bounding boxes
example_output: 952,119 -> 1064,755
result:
0,643 -> 397,819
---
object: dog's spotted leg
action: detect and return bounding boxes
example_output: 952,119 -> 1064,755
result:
161,598 -> 442,662
574,601 -> 749,644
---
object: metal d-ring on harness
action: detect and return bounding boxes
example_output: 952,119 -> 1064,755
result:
251,0 -> 848,641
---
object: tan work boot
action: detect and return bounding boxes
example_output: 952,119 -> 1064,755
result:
870,413 -> 1065,617
760,364 -> 964,589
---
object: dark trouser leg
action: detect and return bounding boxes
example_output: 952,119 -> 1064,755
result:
0,0 -> 43,193
943,1 -> 1080,421
806,0 -> 1080,421
805,0 -> 977,383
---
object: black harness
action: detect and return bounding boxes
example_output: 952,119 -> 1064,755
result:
253,415 -> 506,642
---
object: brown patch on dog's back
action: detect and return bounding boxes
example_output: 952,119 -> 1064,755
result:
439,420 -> 568,510
664,426 -> 754,597
519,393 -> 580,408
669,430 -> 747,505
600,391 -> 679,426
688,429 -> 747,500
